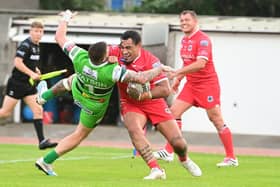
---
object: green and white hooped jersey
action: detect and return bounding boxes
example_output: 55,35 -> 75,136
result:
63,41 -> 127,100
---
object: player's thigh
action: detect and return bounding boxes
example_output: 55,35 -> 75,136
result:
23,94 -> 43,118
157,119 -> 183,143
123,112 -> 147,133
0,95 -> 18,114
170,99 -> 192,118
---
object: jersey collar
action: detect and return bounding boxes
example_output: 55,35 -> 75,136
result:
89,60 -> 108,68
186,27 -> 200,39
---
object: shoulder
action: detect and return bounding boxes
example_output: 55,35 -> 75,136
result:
198,30 -> 211,40
141,48 -> 160,66
18,38 -> 31,49
63,41 -> 86,61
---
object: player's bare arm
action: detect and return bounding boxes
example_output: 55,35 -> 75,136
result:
149,79 -> 171,98
14,57 -> 40,80
175,58 -> 207,77
122,65 -> 174,84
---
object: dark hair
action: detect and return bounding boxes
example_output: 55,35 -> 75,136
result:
120,30 -> 141,45
88,41 -> 107,65
180,10 -> 197,19
30,21 -> 44,29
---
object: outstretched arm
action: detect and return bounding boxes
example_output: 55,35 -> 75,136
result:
55,10 -> 77,49
121,65 -> 174,84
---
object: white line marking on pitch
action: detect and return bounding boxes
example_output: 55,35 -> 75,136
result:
0,154 -> 133,164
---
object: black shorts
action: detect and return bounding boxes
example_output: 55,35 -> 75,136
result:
6,77 -> 37,99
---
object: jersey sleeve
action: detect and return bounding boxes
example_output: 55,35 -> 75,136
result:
62,41 -> 86,63
197,37 -> 211,61
112,65 -> 127,82
15,41 -> 30,59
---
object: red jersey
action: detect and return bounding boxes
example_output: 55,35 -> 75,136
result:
180,30 -> 218,84
109,45 -> 167,105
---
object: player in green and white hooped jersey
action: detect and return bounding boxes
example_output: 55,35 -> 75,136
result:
35,10 -> 173,176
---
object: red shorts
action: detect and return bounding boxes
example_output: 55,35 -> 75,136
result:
120,99 -> 174,125
177,82 -> 220,109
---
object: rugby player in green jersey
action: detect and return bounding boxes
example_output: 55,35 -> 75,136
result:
35,10 -> 173,176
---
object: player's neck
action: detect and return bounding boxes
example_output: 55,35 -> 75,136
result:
184,27 -> 199,38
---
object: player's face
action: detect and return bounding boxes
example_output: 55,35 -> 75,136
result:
180,13 -> 197,34
30,27 -> 44,44
120,38 -> 141,63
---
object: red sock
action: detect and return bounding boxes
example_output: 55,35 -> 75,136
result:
147,160 -> 160,169
164,119 -> 182,153
218,126 -> 235,158
178,155 -> 187,162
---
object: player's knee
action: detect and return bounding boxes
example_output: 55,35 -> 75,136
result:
126,126 -> 144,140
32,107 -> 43,118
208,112 -> 222,123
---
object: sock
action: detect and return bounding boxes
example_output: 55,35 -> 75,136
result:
218,125 -> 235,159
43,150 -> 59,164
42,90 -> 55,101
164,119 -> 182,153
178,155 -> 187,162
147,159 -> 160,169
33,119 -> 45,142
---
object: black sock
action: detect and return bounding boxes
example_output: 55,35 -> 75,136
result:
33,119 -> 45,143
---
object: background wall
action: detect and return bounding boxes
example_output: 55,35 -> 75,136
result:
0,0 -> 39,9
173,31 -> 280,136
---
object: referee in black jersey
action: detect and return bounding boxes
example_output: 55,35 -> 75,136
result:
0,21 -> 57,150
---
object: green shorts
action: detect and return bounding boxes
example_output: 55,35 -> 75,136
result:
71,77 -> 110,128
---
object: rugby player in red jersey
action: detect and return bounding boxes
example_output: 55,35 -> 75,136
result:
154,10 -> 238,167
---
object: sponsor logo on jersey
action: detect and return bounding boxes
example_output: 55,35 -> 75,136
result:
32,47 -> 37,53
165,108 -> 171,114
30,54 -> 40,60
207,95 -> 214,102
9,90 -> 14,96
83,66 -> 97,79
181,54 -> 195,60
200,40 -> 209,46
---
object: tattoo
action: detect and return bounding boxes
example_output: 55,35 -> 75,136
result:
123,66 -> 162,84
51,79 -> 68,96
170,136 -> 187,157
138,144 -> 154,163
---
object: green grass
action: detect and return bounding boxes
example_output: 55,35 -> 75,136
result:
0,144 -> 279,187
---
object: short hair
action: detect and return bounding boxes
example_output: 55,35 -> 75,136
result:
120,30 -> 141,45
180,10 -> 197,19
88,41 -> 107,65
30,21 -> 44,29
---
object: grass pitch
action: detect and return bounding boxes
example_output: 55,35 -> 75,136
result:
0,144 -> 279,187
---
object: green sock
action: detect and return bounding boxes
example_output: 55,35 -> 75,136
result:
43,150 -> 59,164
42,90 -> 55,101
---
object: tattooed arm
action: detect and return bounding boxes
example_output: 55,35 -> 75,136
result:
121,65 -> 174,84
